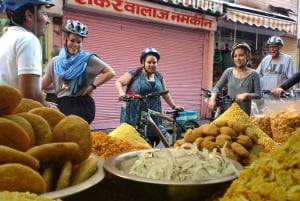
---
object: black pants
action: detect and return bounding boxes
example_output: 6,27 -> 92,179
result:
45,93 -> 57,103
57,95 -> 95,124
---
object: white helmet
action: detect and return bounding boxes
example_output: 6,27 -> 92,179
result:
267,36 -> 284,46
63,19 -> 88,38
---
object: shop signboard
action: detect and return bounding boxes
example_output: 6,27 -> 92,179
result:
65,0 -> 217,31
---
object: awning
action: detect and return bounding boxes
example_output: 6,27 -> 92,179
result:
224,6 -> 297,35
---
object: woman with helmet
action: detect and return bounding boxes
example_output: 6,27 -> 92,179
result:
256,36 -> 295,92
0,0 -> 55,107
115,47 -> 183,146
42,19 -> 115,124
208,42 -> 261,115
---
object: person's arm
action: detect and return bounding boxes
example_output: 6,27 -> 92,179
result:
207,69 -> 230,110
18,74 -> 49,106
271,72 -> 300,97
83,55 -> 115,95
115,72 -> 134,98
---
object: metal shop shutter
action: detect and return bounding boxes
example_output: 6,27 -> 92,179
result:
64,8 -> 208,130
281,37 -> 298,72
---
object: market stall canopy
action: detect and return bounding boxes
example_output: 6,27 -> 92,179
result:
223,3 -> 297,35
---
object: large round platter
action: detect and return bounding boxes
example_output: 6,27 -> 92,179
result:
104,149 -> 243,185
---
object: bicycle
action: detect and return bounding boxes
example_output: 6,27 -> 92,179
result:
200,88 -> 235,122
120,90 -> 199,147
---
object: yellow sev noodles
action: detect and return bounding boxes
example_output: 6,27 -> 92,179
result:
0,191 -> 62,201
129,143 -> 239,181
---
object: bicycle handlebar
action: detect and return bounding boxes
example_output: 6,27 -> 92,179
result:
120,90 -> 169,102
201,88 -> 235,106
262,90 -> 291,98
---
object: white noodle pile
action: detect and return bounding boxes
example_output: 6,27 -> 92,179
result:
129,143 -> 239,181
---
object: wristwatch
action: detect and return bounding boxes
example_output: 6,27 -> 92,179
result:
91,83 -> 97,89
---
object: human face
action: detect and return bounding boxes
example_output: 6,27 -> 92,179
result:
268,44 -> 281,58
66,33 -> 83,55
233,48 -> 248,68
143,55 -> 158,73
36,5 -> 50,37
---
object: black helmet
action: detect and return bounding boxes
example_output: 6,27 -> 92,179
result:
267,36 -> 284,46
231,42 -> 251,58
2,0 -> 54,11
63,19 -> 88,38
140,48 -> 160,64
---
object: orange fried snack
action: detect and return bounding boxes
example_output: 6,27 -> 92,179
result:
12,98 -> 44,114
0,163 -> 47,193
0,84 -> 22,115
92,131 -> 150,159
0,117 -> 30,151
56,160 -> 72,190
53,115 -> 92,163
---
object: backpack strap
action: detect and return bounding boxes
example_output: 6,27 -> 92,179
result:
125,67 -> 163,93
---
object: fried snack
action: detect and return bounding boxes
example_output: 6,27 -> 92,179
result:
42,164 -> 57,192
92,131 -> 150,159
0,117 -> 30,151
200,124 -> 220,136
0,191 -> 62,201
212,119 -> 228,127
26,142 -> 81,163
229,120 -> 247,133
17,113 -> 52,145
236,135 -> 253,148
53,115 -> 92,163
183,128 -> 202,143
231,142 -> 249,158
215,134 -> 232,148
221,129 -> 300,201
200,140 -> 215,152
245,127 -> 258,143
12,98 -> 44,114
0,163 -> 47,193
3,114 -> 36,147
0,84 -> 22,115
219,126 -> 238,138
70,155 -> 97,186
194,137 -> 204,149
215,103 -> 278,151
173,138 -> 185,148
108,123 -> 151,148
0,145 -> 39,170
29,107 -> 66,131
56,160 -> 72,190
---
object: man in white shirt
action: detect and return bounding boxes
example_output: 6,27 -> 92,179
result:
256,36 -> 295,93
0,0 -> 55,106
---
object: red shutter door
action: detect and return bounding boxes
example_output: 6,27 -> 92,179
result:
64,8 -> 209,130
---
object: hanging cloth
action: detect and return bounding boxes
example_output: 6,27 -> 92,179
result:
54,49 -> 93,95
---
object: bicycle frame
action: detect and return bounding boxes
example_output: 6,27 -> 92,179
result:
141,108 -> 172,147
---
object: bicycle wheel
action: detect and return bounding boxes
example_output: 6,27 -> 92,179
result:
182,119 -> 199,130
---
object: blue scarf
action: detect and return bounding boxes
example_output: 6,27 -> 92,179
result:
54,49 -> 93,95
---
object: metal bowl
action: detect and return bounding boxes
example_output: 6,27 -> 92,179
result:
40,154 -> 105,199
104,150 -> 243,201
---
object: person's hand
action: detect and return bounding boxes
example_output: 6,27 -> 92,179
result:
118,95 -> 128,101
207,98 -> 216,111
47,101 -> 58,109
235,93 -> 247,103
173,105 -> 184,111
271,87 -> 284,97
